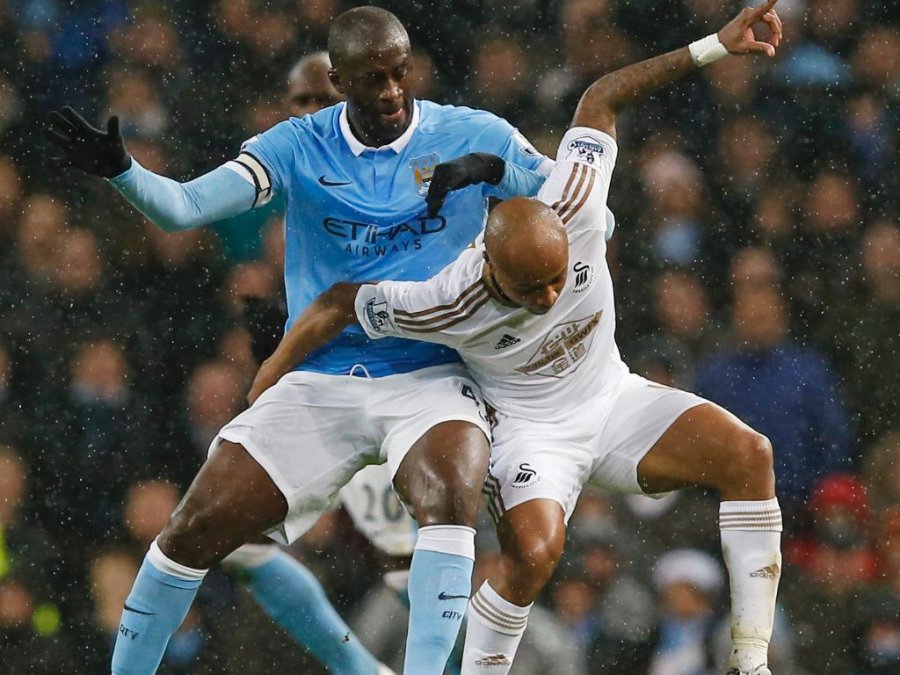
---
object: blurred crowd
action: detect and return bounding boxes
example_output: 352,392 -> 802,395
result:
0,0 -> 897,673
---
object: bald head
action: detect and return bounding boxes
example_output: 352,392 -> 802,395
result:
484,198 -> 568,314
328,6 -> 410,72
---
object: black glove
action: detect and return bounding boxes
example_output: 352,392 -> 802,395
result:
44,107 -> 132,178
426,152 -> 505,218
243,296 -> 288,364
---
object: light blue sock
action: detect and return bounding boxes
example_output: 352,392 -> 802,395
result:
112,540 -> 206,675
403,525 -> 475,675
243,549 -> 380,675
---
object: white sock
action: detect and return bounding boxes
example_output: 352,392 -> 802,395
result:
720,498 -> 783,670
461,581 -> 532,675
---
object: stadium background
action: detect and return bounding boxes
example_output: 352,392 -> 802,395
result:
0,0 -> 897,672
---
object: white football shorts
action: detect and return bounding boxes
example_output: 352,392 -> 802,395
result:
484,372 -> 706,523
211,363 -> 488,544
340,463 -> 418,557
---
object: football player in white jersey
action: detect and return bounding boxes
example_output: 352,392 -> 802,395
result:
249,3 -> 785,674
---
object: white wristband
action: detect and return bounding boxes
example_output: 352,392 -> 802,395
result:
688,33 -> 730,67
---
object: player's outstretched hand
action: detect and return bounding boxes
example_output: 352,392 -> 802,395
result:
426,152 -> 505,218
44,107 -> 132,178
718,0 -> 783,57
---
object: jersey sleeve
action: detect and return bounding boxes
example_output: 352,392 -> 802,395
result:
225,121 -> 300,208
537,126 -> 618,236
469,114 -> 554,199
354,253 -> 483,346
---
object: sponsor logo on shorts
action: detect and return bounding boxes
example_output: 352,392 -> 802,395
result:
511,462 -> 540,488
494,333 -> 521,350
573,261 -> 594,293
566,136 -> 605,164
364,300 -> 391,333
750,564 -> 780,579
475,654 -> 513,666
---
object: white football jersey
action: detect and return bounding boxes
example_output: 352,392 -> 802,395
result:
355,127 -> 628,420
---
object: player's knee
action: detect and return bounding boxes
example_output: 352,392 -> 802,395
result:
725,430 -> 775,491
413,471 -> 483,527
507,532 -> 564,588
158,504 -> 224,569
505,515 -> 565,584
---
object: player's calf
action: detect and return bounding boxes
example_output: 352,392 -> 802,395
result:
462,499 -> 565,675
112,440 -> 287,674
715,430 -> 781,673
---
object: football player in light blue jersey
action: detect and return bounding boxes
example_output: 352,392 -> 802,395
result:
46,6 -> 549,675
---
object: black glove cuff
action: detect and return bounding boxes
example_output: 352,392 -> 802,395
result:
469,153 -> 506,185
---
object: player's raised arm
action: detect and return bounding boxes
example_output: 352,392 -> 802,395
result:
45,107 -> 258,232
572,0 -> 782,137
248,282 -> 363,404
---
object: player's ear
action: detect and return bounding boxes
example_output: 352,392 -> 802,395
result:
328,69 -> 345,94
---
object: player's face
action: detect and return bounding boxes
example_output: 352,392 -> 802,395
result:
490,259 -> 568,316
287,75 -> 342,117
331,44 -> 414,146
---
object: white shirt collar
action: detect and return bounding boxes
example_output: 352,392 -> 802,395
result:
338,100 -> 420,156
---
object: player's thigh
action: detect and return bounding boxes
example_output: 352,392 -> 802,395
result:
636,401 -> 774,495
161,439 -> 289,566
587,374 -> 708,496
371,365 -> 491,504
214,370 -> 375,545
485,412 -> 593,527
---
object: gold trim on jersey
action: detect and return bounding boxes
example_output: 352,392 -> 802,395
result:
393,279 -> 491,333
551,162 -> 598,225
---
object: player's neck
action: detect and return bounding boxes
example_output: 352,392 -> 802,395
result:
345,110 -> 407,148
481,264 -> 520,309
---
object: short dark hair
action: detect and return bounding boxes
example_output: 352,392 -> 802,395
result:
328,6 -> 409,71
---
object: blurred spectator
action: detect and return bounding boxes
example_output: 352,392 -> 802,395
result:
0,341 -> 25,441
0,446 -> 68,671
38,338 -> 147,545
730,246 -> 783,294
694,286 -> 855,515
285,51 -> 342,118
862,431 -> 900,512
848,507 -> 900,674
570,511 -> 656,671
647,549 -> 725,675
652,268 -> 724,370
833,220 -> 900,445
122,480 -> 180,551
184,360 -> 245,457
786,473 -> 878,586
469,32 -> 530,121
783,473 -> 879,672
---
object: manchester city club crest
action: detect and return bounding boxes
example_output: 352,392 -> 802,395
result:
409,153 -> 440,198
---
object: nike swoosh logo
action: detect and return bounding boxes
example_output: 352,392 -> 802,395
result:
318,175 -> 352,187
438,592 -> 468,601
124,603 -> 156,616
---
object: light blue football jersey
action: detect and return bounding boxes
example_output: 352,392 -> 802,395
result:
239,100 -> 549,377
